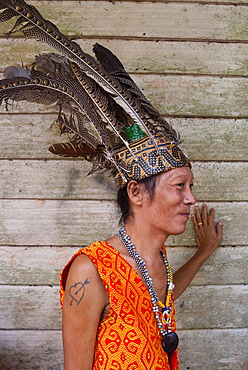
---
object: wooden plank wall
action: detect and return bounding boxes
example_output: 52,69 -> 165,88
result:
0,0 -> 247,369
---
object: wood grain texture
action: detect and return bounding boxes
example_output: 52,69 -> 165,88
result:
0,159 -> 116,200
136,75 -> 248,117
175,285 -> 248,329
178,328 -> 248,370
0,200 -> 247,246
0,328 -> 247,370
170,118 -> 248,161
0,115 -> 247,160
1,75 -> 247,117
167,246 -> 248,286
0,246 -> 247,286
1,2 -> 247,40
0,330 -> 63,370
0,160 -> 247,201
0,285 -> 247,330
1,39 -> 248,76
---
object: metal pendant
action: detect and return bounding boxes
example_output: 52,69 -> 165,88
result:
162,332 -> 179,353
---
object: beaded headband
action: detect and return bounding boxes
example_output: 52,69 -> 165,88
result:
0,0 -> 191,188
114,135 -> 191,189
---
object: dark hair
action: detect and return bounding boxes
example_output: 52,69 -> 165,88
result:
117,175 -> 158,225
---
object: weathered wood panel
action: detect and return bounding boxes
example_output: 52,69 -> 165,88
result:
1,39 -> 248,76
192,162 -> 248,201
0,200 -> 247,246
0,115 -> 247,160
0,246 -> 78,286
0,199 -> 119,246
0,114 -> 63,159
0,246 -> 247,286
0,160 -> 247,201
178,328 -> 248,370
0,286 -> 61,330
1,2 -> 247,40
167,246 -> 248,286
0,285 -> 247,330
0,75 -> 247,117
175,285 -> 248,329
0,159 -> 116,200
0,328 -> 247,370
170,118 -> 248,161
0,330 -> 63,370
138,75 -> 248,117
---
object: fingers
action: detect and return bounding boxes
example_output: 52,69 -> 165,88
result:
193,205 -> 203,225
191,213 -> 198,228
208,207 -> 215,225
216,221 -> 223,239
191,204 -> 223,255
192,204 -> 207,227
201,204 -> 208,225
191,208 -> 202,228
192,204 -> 219,228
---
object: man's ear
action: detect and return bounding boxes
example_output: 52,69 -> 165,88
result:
127,180 -> 144,206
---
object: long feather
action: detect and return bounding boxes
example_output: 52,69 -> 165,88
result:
93,43 -> 151,105
48,141 -> 99,158
0,0 -> 156,144
93,43 -> 181,143
33,54 -> 127,144
1,53 -> 123,150
0,0 -> 184,180
32,53 -> 124,149
0,73 -> 101,150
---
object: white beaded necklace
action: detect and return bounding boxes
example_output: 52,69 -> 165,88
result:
118,227 -> 179,353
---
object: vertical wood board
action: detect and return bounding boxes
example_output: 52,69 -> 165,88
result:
0,160 -> 247,201
1,75 -> 247,117
0,329 -> 247,370
0,200 -> 247,245
0,116 -> 246,161
0,245 -> 247,286
1,39 -> 248,76
1,2 -> 247,40
1,285 -> 247,330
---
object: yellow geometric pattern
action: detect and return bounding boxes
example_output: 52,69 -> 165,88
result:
60,241 -> 179,370
115,135 -> 191,188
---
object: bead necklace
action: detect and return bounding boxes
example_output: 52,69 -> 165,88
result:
118,227 -> 179,353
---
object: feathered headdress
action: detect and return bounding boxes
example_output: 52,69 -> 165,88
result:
0,0 -> 190,188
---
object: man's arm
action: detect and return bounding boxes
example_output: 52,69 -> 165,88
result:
62,254 -> 109,370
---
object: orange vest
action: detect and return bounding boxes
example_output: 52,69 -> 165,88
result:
60,241 -> 179,370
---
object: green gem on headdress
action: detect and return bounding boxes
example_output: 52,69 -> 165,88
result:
123,124 -> 147,143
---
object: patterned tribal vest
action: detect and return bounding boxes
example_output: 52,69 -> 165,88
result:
60,241 -> 179,370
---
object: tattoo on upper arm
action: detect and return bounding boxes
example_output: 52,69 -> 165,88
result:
69,278 -> 90,306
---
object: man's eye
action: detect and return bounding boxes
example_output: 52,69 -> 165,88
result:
177,183 -> 184,188
190,184 -> 194,189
